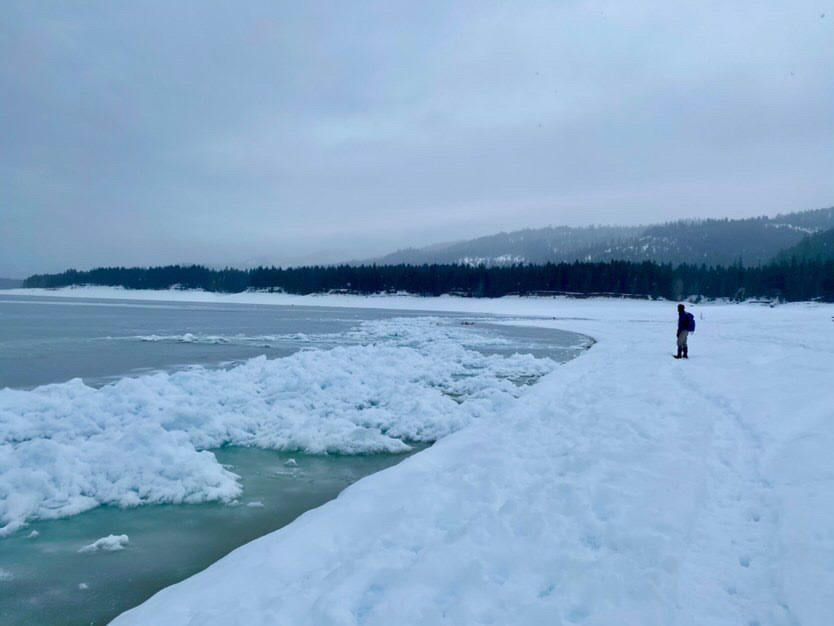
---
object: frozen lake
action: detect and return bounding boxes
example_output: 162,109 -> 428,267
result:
0,295 -> 448,389
0,295 -> 584,389
0,294 -> 589,625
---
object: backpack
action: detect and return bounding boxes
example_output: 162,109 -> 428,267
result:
685,312 -> 696,333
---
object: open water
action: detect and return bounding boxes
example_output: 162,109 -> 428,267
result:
0,293 -> 587,625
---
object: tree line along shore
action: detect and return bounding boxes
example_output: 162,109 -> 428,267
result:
22,259 -> 834,302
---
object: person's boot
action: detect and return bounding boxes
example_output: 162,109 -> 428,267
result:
683,346 -> 688,359
675,346 -> 683,359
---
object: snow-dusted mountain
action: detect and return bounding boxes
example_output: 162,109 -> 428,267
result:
370,225 -> 643,266
775,226 -> 834,262
367,207 -> 834,267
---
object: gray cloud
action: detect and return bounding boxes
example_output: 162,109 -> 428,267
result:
2,0 -> 832,276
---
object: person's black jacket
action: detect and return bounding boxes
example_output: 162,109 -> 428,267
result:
678,311 -> 688,333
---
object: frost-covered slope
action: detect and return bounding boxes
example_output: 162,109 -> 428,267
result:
109,296 -> 833,626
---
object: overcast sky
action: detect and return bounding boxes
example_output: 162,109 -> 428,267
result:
1,1 -> 832,276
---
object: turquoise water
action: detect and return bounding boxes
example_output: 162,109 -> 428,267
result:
0,447 -> 424,626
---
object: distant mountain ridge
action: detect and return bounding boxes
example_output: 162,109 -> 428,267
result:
368,207 -> 834,267
775,226 -> 834,262
0,278 -> 23,289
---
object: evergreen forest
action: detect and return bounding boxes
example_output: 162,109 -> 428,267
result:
23,259 -> 834,302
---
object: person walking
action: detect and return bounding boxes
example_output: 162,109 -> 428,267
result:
675,303 -> 694,359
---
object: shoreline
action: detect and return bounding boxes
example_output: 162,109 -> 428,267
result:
2,285 -> 813,317
3,289 -> 831,624
106,294 -> 833,625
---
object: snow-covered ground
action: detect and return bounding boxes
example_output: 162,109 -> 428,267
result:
6,289 -> 834,625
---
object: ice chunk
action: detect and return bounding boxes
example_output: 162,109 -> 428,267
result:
0,317 -> 555,535
78,534 -> 129,553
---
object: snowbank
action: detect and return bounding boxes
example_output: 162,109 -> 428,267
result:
108,296 -> 834,626
0,317 -> 557,536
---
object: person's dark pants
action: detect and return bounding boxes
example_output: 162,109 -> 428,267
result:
676,330 -> 689,358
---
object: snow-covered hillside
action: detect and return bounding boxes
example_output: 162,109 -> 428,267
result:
6,289 -> 833,625
365,207 -> 834,267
